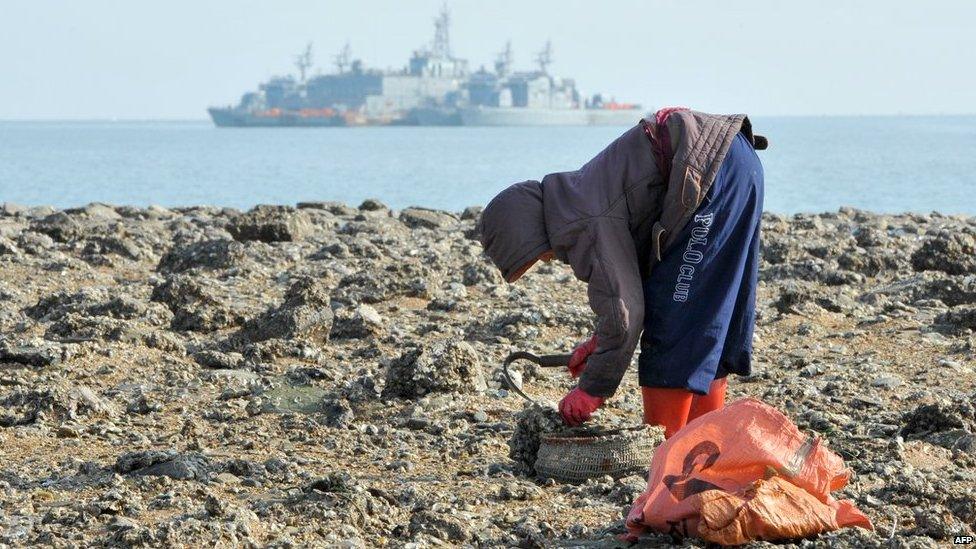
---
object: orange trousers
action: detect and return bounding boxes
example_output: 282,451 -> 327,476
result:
642,377 -> 728,438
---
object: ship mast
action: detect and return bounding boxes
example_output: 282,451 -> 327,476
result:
334,42 -> 351,74
535,40 -> 552,74
432,4 -> 451,58
295,42 -> 313,82
494,41 -> 513,77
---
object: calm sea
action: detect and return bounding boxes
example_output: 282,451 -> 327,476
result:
0,116 -> 973,214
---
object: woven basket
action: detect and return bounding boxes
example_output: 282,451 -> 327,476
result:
534,425 -> 663,483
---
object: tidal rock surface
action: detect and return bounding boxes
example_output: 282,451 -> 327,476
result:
0,202 -> 974,547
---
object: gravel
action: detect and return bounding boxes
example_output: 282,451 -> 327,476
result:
0,202 -> 974,546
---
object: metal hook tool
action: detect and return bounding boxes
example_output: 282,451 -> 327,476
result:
502,351 -> 573,404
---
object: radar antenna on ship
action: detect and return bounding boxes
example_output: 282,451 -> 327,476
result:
335,42 -> 352,74
495,41 -> 513,77
295,42 -> 313,82
536,40 -> 552,74
432,4 -> 452,58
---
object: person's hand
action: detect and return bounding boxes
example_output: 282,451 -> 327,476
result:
559,387 -> 605,426
568,335 -> 598,378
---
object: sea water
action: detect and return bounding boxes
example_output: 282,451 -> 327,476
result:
0,116 -> 973,214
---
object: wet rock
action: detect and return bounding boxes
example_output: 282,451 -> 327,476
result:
382,339 -> 486,398
399,207 -> 458,229
912,229 -> 976,275
114,450 -> 212,480
259,383 -> 329,414
227,205 -> 312,242
239,277 -> 333,342
157,238 -> 246,273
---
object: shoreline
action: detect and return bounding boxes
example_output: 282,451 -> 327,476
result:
1,201 -> 974,546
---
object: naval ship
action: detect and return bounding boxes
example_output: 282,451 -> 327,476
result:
208,8 -> 645,127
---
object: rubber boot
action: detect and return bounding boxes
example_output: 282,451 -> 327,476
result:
687,377 -> 729,423
641,387 -> 693,439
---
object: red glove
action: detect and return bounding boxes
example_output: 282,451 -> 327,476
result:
568,335 -> 598,378
559,387 -> 605,426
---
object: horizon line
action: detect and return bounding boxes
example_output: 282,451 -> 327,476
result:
2,112 -> 976,123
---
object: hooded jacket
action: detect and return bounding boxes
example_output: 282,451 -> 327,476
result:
480,110 -> 764,397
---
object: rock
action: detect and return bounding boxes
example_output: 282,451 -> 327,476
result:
0,340 -> 67,366
772,282 -> 813,313
460,206 -> 482,220
30,211 -> 92,242
333,262 -> 435,304
330,305 -> 384,339
151,274 -> 259,332
508,404 -> 563,475
937,305 -> 976,334
871,375 -> 903,389
1,202 -> 27,216
227,205 -> 313,242
0,237 -> 19,256
911,229 -> 976,275
297,201 -> 354,215
114,450 -> 212,480
239,277 -> 333,342
461,261 -> 501,286
157,238 -> 246,273
192,350 -> 244,369
408,510 -> 470,543
358,198 -> 387,212
399,207 -> 458,229
902,402 -> 975,439
65,202 -> 122,220
382,340 -> 486,398
17,231 -> 55,254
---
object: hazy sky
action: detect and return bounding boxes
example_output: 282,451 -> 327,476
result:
3,0 -> 974,119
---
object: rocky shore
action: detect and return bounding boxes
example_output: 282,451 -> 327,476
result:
0,200 -> 974,547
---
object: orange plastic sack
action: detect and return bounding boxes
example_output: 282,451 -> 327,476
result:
625,398 -> 872,544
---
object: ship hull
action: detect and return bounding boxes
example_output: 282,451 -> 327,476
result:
458,106 -> 644,126
410,107 -> 463,126
208,108 -> 346,127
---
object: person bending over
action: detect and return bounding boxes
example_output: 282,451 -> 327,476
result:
478,108 -> 767,438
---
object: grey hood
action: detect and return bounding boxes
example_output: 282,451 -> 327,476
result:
477,180 -> 551,281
